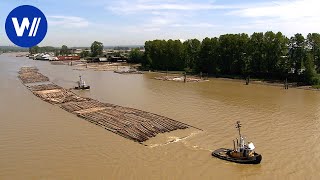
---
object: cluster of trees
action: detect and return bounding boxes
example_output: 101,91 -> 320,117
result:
143,32 -> 320,85
29,45 -> 72,56
90,41 -> 103,57
128,48 -> 144,63
61,41 -> 104,58
29,46 -> 56,54
59,45 -> 70,55
29,41 -> 104,58
0,46 -> 28,53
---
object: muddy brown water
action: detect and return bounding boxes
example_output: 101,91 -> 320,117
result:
1,54 -> 320,179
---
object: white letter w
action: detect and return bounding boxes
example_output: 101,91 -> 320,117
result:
12,17 -> 41,37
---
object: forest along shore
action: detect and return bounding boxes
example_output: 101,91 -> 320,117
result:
142,32 -> 320,88
18,66 -> 200,143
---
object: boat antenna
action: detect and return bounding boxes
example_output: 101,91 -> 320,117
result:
235,121 -> 242,138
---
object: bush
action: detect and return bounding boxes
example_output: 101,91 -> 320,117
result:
184,67 -> 193,73
311,76 -> 320,85
312,84 -> 320,89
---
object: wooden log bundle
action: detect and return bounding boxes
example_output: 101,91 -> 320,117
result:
18,67 -> 196,143
19,67 -> 39,73
32,89 -> 88,104
18,72 -> 49,84
27,84 -> 62,91
18,67 -> 49,84
50,61 -> 67,65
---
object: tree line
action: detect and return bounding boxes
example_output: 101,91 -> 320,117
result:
29,46 -> 56,54
0,46 -> 28,53
29,41 -> 104,58
142,32 -> 320,85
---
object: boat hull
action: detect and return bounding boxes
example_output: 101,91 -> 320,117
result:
212,148 -> 262,164
74,86 -> 90,90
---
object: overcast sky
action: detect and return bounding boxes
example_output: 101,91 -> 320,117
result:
0,0 -> 319,47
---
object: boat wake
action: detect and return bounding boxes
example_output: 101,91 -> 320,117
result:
147,131 -> 203,148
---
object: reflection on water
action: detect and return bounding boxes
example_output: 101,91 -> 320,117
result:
1,54 -> 320,179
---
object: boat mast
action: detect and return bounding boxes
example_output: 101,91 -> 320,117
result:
236,121 -> 244,151
78,75 -> 82,87
236,121 -> 242,138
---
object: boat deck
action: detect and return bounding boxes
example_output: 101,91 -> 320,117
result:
212,148 -> 262,164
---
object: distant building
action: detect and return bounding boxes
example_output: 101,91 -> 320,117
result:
74,49 -> 83,54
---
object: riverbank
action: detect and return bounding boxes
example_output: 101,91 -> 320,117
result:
213,76 -> 320,91
149,70 -> 320,91
55,61 -> 141,72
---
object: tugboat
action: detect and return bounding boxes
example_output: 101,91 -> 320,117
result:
212,121 -> 262,164
74,76 -> 90,90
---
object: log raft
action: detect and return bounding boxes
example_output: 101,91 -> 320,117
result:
18,67 -> 198,143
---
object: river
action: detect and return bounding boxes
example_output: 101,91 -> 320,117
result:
1,54 -> 320,179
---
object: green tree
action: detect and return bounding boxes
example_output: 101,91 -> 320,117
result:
233,33 -> 249,75
264,31 -> 278,73
218,34 -> 233,74
143,41 -> 153,68
248,32 -> 265,74
80,49 -> 90,58
198,37 -> 219,74
288,33 -> 306,75
275,32 -> 290,75
263,31 -> 289,77
60,45 -> 70,56
91,41 -> 103,57
304,53 -> 319,84
166,39 -> 184,70
183,39 -> 201,71
128,48 -> 144,63
55,49 -> 59,57
142,32 -> 319,85
29,46 -> 40,54
41,46 -> 56,53
218,34 -> 249,75
307,33 -> 320,73
114,51 -> 121,57
145,40 -> 167,70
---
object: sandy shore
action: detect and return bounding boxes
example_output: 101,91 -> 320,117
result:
151,71 -> 320,90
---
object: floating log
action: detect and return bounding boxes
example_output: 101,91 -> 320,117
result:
114,69 -> 143,74
154,75 -> 208,83
18,66 -> 200,143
